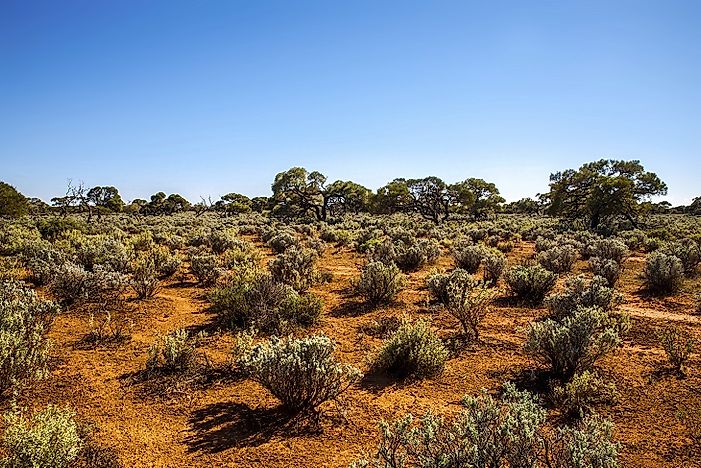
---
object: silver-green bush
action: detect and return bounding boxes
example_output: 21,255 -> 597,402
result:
238,334 -> 361,414
0,280 -> 58,396
372,319 -> 447,379
642,252 -> 683,296
1,405 -> 82,468
355,261 -> 405,305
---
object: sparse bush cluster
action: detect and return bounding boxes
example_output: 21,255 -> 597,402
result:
505,264 -> 557,305
210,273 -> 322,332
352,383 -> 620,468
642,251 -> 684,296
355,261 -> 406,305
0,280 -> 59,396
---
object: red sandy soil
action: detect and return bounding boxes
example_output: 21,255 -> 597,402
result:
8,239 -> 701,467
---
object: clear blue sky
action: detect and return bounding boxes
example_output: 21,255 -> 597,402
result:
1,0 -> 699,205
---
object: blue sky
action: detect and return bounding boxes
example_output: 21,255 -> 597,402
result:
1,0 -> 699,205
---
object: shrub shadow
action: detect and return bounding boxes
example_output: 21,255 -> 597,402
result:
185,402 -> 300,453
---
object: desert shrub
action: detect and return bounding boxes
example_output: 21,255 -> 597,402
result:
452,242 -> 485,273
208,229 -> 239,254
267,231 -> 298,253
658,326 -> 695,373
547,415 -> 620,468
83,266 -> 129,305
0,280 -> 58,396
146,329 -> 202,373
641,252 -> 683,296
355,261 -> 405,305
84,311 -> 131,347
359,316 -> 404,338
0,405 -> 82,468
48,262 -> 90,305
189,252 -> 222,286
372,319 -> 447,379
21,241 -> 67,285
523,307 -> 628,381
553,370 -> 617,418
588,238 -> 629,264
589,256 -> 621,287
237,334 -> 361,414
268,246 -> 318,292
73,235 -> 130,273
369,239 -> 396,266
483,250 -> 507,285
546,275 -> 621,322
661,239 -> 700,276
391,239 -> 441,272
221,240 -> 262,271
210,274 -> 321,332
538,245 -> 578,273
505,264 -> 557,305
426,268 -> 471,305
445,278 -> 497,340
352,388 -> 619,468
130,258 -> 160,299
145,245 -> 181,278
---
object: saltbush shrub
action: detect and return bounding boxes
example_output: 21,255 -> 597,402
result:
546,275 -> 621,322
444,278 -> 497,340
523,307 -> 628,381
661,239 -> 700,276
0,280 -> 58,396
642,252 -> 683,296
355,261 -> 405,305
483,250 -> 507,285
210,274 -> 321,332
588,238 -> 629,264
268,246 -> 318,292
372,319 -> 447,379
658,326 -> 695,373
130,257 -> 160,299
189,252 -> 222,286
452,242 -> 485,274
537,245 -> 578,273
352,383 -> 620,468
589,256 -> 621,287
267,231 -> 298,253
505,264 -> 557,305
238,334 -> 361,414
146,328 -> 201,373
553,370 -> 616,418
0,405 -> 82,468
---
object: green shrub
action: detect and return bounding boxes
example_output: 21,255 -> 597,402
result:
146,329 -> 201,373
505,264 -> 557,305
553,370 -> 617,419
208,229 -> 239,254
0,280 -> 58,396
546,275 -> 621,322
372,319 -> 447,379
352,387 -> 620,468
445,278 -> 497,340
189,252 -> 222,286
658,326 -> 695,373
238,334 -> 361,414
1,405 -> 82,468
538,245 -> 578,273
523,307 -> 628,381
426,268 -> 471,305
268,246 -> 318,292
642,252 -> 683,296
661,239 -> 700,276
210,274 -> 321,332
267,231 -> 298,253
588,238 -> 629,264
355,261 -> 405,305
483,251 -> 507,285
589,257 -> 621,287
452,242 -> 485,273
130,257 -> 160,299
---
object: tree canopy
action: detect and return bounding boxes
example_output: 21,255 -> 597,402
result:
542,159 -> 667,228
0,182 -> 29,217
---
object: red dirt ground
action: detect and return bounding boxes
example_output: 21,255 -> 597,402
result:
9,239 -> 701,467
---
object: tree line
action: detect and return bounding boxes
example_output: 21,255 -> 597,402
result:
1,159 -> 698,228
